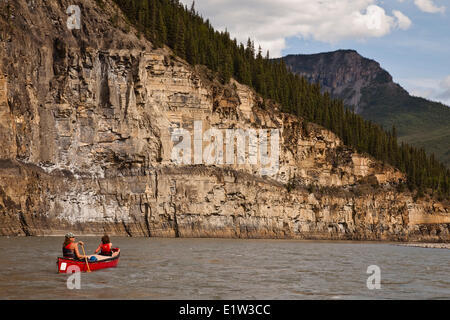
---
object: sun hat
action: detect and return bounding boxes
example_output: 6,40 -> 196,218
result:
65,232 -> 75,238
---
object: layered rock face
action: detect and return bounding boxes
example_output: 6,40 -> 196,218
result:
0,0 -> 449,240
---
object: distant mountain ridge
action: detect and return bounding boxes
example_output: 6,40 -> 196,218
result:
282,50 -> 450,167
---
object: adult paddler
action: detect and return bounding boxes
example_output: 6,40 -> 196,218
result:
62,232 -> 88,260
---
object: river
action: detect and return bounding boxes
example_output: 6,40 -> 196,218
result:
0,237 -> 448,299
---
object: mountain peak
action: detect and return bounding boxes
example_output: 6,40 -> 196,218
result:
282,50 -> 393,109
282,51 -> 450,167
286,49 -> 359,57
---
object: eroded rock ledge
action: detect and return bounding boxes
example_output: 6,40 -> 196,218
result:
1,158 -> 449,241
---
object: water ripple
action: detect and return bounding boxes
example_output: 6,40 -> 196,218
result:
0,237 -> 449,299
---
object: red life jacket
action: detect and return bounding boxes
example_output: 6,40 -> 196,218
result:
100,243 -> 112,256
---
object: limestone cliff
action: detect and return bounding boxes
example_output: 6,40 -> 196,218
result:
0,0 -> 449,240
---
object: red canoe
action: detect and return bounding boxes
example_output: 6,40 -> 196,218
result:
57,249 -> 120,273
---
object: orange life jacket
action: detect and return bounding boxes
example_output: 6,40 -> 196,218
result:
100,243 -> 112,256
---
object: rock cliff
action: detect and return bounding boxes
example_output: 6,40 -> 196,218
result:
283,50 -> 390,112
0,0 -> 449,240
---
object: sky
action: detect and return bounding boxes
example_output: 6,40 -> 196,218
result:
180,0 -> 450,106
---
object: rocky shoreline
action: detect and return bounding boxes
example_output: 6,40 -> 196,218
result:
396,243 -> 450,249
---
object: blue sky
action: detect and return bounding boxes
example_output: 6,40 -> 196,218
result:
182,0 -> 450,105
281,0 -> 450,105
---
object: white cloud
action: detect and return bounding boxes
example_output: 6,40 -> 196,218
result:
437,76 -> 450,104
414,0 -> 446,13
183,0 -> 411,57
440,75 -> 450,88
400,76 -> 450,106
393,10 -> 412,30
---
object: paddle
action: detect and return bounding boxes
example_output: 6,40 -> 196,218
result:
80,243 -> 91,273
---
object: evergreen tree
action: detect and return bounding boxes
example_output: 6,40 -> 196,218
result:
111,0 -> 450,200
